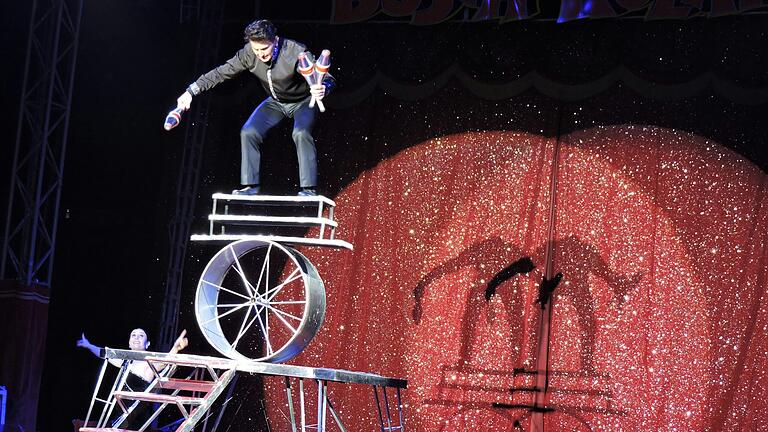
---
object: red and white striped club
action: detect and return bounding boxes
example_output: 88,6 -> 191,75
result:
297,52 -> 325,112
312,49 -> 331,110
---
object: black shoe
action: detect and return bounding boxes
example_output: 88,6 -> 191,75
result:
297,188 -> 317,197
232,186 -> 260,196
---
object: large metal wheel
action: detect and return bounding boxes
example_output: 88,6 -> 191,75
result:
195,239 -> 325,362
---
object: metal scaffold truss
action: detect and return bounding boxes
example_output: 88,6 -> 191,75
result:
1,0 -> 84,287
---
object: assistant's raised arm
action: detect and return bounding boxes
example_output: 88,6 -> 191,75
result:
76,332 -> 101,357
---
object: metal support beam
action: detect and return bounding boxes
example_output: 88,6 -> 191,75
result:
179,0 -> 200,24
1,0 -> 83,287
157,0 -> 225,350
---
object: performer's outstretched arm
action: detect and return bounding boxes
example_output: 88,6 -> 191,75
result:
169,329 -> 188,354
76,333 -> 124,367
130,330 -> 189,382
76,333 -> 101,357
144,330 -> 189,378
177,47 -> 250,110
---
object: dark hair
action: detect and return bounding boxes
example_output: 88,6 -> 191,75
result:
244,20 -> 277,42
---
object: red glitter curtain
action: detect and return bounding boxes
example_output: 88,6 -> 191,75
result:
263,126 -> 768,431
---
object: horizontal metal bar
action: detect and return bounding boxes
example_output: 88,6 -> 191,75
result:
211,192 -> 336,207
189,234 -> 353,250
209,214 -> 338,228
103,348 -> 406,388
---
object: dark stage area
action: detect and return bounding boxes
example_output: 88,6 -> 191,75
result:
1,1 -> 768,431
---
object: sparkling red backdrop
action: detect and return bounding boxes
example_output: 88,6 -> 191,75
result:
261,126 -> 767,431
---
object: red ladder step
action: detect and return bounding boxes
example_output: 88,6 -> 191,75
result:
113,391 -> 205,405
157,377 -> 216,393
144,356 -> 234,370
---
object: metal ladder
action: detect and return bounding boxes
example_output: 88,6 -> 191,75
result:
80,354 -> 236,432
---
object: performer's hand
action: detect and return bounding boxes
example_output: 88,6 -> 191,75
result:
177,91 -> 193,111
171,329 -> 188,353
76,332 -> 91,349
309,84 -> 326,101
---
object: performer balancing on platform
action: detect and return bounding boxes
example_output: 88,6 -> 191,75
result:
77,328 -> 188,428
176,19 -> 335,197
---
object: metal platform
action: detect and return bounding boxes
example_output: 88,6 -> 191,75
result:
192,193 -> 351,250
211,193 -> 337,206
208,214 -> 338,228
82,349 -> 407,432
190,234 -> 352,250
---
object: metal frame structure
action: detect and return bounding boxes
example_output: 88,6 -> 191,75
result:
82,350 -> 237,432
191,193 -> 352,249
83,348 -> 407,432
1,0 -> 84,287
157,0 -> 226,352
189,195 -> 353,365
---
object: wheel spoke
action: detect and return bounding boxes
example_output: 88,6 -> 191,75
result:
256,268 -> 302,304
210,302 -> 251,308
254,296 -> 304,321
231,305 -> 256,351
256,303 -> 303,333
253,304 -> 274,355
233,313 -> 260,352
256,301 -> 299,334
251,266 -> 304,335
262,245 -> 271,341
265,303 -> 303,322
252,243 -> 273,297
202,279 -> 250,301
229,245 -> 257,296
200,302 -> 249,326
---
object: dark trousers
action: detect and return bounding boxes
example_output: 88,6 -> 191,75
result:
240,97 -> 317,188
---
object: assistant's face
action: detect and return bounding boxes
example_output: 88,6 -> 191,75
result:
129,328 -> 149,351
250,38 -> 277,63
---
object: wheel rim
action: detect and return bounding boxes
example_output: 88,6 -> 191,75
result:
195,239 -> 325,362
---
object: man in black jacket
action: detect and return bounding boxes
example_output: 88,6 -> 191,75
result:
177,20 -> 334,196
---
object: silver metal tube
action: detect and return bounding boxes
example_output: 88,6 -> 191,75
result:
210,198 -> 218,235
300,378 -> 306,431
325,396 -> 348,432
396,388 -> 405,431
316,380 -> 327,432
103,361 -> 131,427
284,377 -> 298,432
373,385 -> 385,431
382,387 -> 393,431
84,358 -> 109,426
